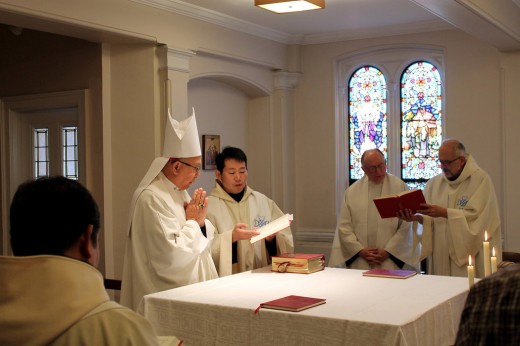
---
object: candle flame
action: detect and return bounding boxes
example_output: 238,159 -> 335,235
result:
469,255 -> 472,266
485,230 -> 488,241
492,247 -> 495,257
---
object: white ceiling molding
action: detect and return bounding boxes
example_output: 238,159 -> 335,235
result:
300,19 -> 453,45
455,0 -> 520,42
131,0 -> 295,44
411,0 -> 520,51
132,0 -> 452,45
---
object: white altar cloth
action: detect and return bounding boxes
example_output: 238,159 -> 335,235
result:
143,267 -> 469,346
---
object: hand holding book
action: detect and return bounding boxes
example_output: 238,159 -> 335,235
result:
373,189 -> 426,219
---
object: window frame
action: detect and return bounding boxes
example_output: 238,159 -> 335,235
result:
334,46 -> 445,210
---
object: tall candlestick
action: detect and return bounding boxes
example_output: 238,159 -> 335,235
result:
483,230 -> 490,277
468,255 -> 475,287
491,247 -> 497,274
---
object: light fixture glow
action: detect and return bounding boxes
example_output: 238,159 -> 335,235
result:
255,0 -> 325,14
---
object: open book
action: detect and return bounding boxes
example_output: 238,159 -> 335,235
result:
250,214 -> 293,243
272,253 -> 325,274
373,189 -> 426,219
362,268 -> 417,279
258,295 -> 326,312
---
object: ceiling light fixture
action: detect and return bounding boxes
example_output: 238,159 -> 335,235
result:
255,0 -> 325,14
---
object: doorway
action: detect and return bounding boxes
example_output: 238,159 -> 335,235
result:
0,90 -> 86,255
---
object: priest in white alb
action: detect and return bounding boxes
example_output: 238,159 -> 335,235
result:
399,139 -> 502,277
206,147 -> 294,276
120,109 -> 218,311
329,149 -> 419,270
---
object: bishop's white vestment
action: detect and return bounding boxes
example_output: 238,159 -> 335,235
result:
121,173 -> 218,311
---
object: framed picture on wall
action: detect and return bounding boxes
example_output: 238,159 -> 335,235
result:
202,135 -> 220,170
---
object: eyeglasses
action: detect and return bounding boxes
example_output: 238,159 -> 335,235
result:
177,160 -> 200,173
363,163 -> 386,173
439,157 -> 462,166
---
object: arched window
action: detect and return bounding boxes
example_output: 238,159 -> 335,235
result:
338,49 -> 444,205
348,66 -> 387,184
400,61 -> 443,189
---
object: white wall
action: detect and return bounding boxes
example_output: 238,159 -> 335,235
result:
188,78 -> 249,194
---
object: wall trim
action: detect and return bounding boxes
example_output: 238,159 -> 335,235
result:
295,228 -> 335,243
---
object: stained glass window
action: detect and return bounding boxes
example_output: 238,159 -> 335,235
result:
62,126 -> 78,180
348,66 -> 387,182
401,61 -> 443,189
34,128 -> 49,178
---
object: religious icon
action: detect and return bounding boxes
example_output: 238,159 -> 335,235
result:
202,135 -> 220,170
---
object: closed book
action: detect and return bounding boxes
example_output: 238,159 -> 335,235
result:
259,295 -> 326,312
373,189 -> 426,219
272,253 -> 325,274
362,268 -> 417,279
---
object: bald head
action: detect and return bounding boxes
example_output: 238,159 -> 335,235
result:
361,149 -> 385,165
361,149 -> 387,184
439,139 -> 466,157
438,139 -> 467,180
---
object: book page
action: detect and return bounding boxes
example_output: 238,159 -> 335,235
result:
250,214 -> 293,243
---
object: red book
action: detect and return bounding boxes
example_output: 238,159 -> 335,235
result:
271,253 -> 325,274
362,268 -> 417,279
373,189 -> 426,219
259,295 -> 326,312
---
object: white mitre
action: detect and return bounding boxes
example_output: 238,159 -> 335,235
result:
162,109 -> 201,158
127,108 -> 201,234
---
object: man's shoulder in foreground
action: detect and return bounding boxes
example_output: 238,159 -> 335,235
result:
52,301 -> 160,345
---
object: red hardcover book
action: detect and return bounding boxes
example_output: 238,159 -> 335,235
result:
271,253 -> 325,274
373,189 -> 426,219
362,268 -> 417,279
259,295 -> 326,312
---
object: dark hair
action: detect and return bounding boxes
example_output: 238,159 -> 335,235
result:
215,146 -> 248,173
10,176 -> 100,256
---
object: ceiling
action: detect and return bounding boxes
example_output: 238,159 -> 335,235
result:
137,0 -> 520,50
0,0 -> 519,51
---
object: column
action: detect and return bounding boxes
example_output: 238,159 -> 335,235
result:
165,47 -> 196,119
271,70 -> 302,213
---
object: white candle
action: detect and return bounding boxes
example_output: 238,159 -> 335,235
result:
468,255 -> 475,287
483,230 -> 490,277
491,247 -> 497,274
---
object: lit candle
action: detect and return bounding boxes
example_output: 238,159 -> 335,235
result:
491,247 -> 497,274
483,230 -> 490,277
468,255 -> 475,287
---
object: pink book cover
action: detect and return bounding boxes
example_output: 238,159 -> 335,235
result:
362,268 -> 417,279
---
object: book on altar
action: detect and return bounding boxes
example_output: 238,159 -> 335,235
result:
373,189 -> 426,219
362,268 -> 417,279
250,214 -> 293,244
259,295 -> 326,312
271,253 -> 325,274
